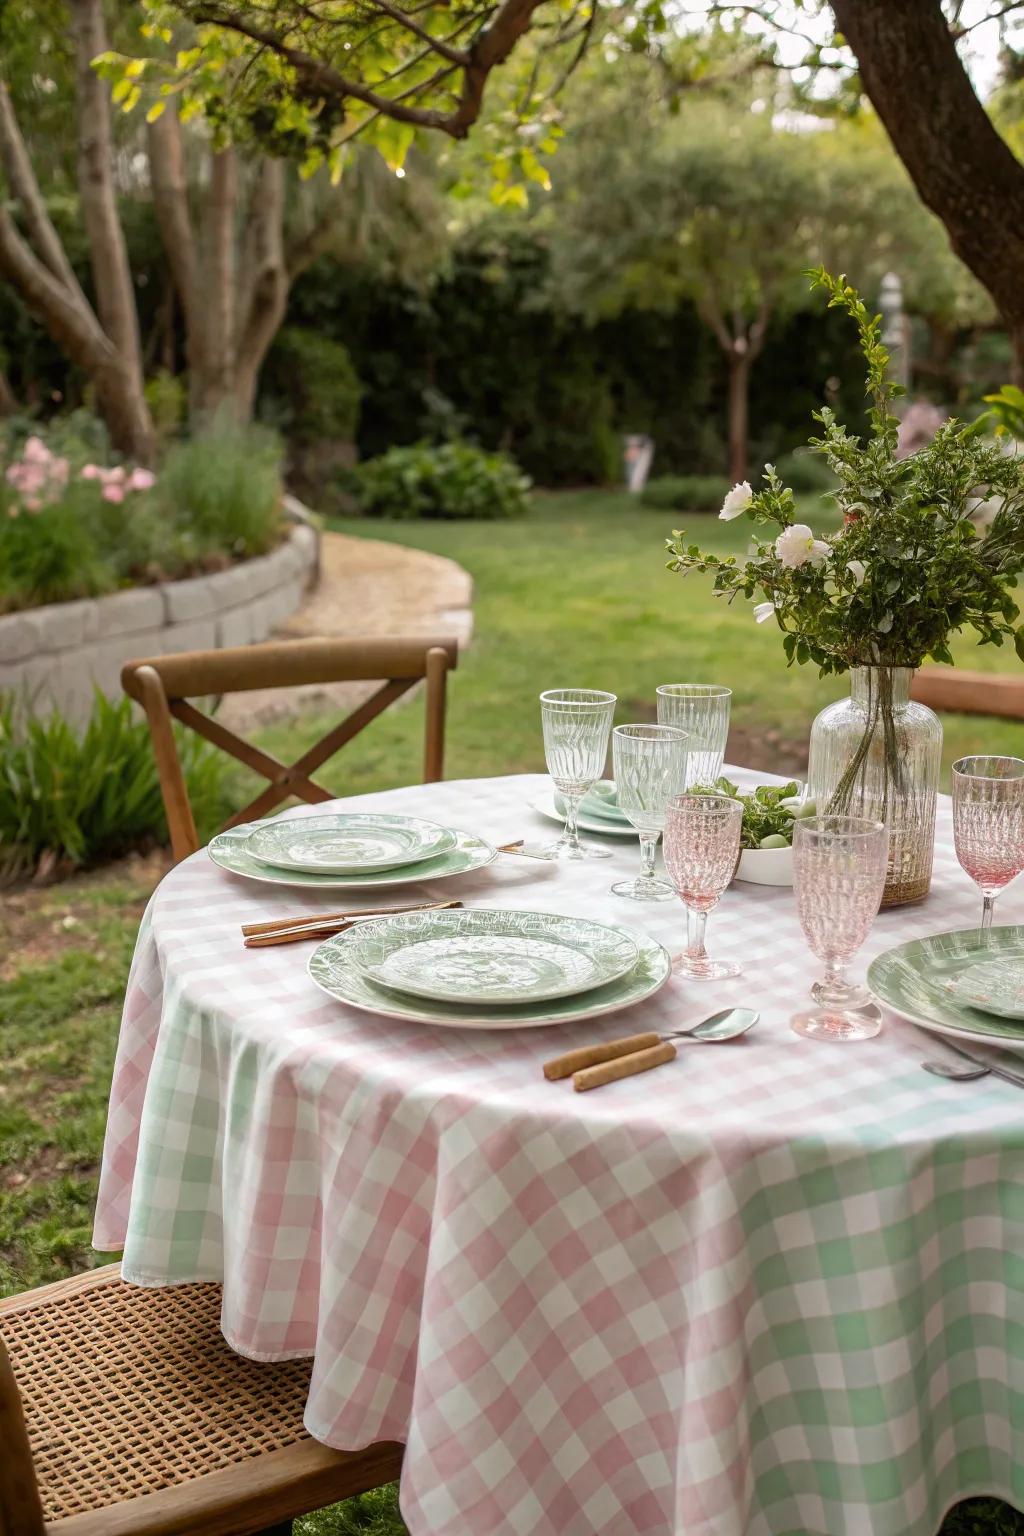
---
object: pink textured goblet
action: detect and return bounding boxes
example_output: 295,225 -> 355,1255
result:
952,756 -> 1024,931
663,793 -> 743,979
791,815 -> 888,1042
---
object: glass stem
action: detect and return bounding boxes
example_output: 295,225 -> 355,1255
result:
823,955 -> 846,995
981,894 -> 996,932
561,792 -> 583,854
639,833 -> 658,883
686,907 -> 707,961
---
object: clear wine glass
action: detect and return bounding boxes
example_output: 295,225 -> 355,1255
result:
791,815 -> 888,1042
611,724 -> 689,902
540,688 -> 617,861
656,684 -> 732,787
663,792 -> 743,977
952,755 -> 1024,930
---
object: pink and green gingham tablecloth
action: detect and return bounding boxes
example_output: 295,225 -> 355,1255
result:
94,771 -> 1024,1536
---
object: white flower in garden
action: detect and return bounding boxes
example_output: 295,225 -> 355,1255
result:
719,481 -> 753,520
808,539 -> 830,567
752,602 -> 776,624
847,559 -> 867,586
774,524 -> 819,568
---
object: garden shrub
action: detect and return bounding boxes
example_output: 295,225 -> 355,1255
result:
640,474 -> 732,512
156,422 -> 284,562
772,448 -> 837,495
0,419 -> 287,612
355,441 -> 531,520
0,692 -> 228,882
262,328 -> 362,445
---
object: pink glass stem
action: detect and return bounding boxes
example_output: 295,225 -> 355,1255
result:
687,908 -> 707,962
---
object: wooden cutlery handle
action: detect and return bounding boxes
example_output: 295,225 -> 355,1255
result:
543,1032 -> 662,1081
241,899 -> 462,938
573,1042 -> 677,1093
244,923 -> 350,948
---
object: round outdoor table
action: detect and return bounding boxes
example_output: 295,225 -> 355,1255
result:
95,771 -> 1024,1536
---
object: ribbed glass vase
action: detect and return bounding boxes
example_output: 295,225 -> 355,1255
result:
807,666 -> 942,907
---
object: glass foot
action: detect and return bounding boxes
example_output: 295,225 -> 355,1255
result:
811,977 -> 871,1008
542,839 -> 613,861
791,1004 -> 882,1042
671,955 -> 742,979
610,877 -> 675,902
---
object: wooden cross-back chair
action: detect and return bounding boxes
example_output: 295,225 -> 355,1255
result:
0,1264 -> 403,1536
122,636 -> 458,864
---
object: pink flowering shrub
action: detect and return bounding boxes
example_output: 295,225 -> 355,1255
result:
5,436 -> 71,513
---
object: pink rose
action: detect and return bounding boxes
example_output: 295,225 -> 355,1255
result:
81,464 -> 103,480
102,483 -> 126,503
127,467 -> 156,492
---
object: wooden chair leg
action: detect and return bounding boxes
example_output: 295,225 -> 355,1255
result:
423,646 -> 448,783
133,664 -> 199,863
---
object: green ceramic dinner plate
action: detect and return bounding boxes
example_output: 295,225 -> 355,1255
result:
867,926 -> 1024,1053
208,821 -> 496,890
533,792 -> 637,839
246,812 -> 456,875
344,907 -> 640,1005
309,924 -> 671,1030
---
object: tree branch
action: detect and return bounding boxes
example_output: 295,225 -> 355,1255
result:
361,0 -> 470,66
147,102 -> 199,336
188,0 -> 548,138
0,83 -> 84,295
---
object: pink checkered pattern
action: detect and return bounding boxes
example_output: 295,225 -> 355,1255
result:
94,773 -> 1024,1536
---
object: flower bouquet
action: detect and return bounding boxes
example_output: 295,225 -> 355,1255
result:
667,269 -> 1024,905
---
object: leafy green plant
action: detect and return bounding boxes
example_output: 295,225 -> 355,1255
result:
982,383 -> 1024,440
156,421 -> 284,561
355,441 -> 531,521
0,487 -> 112,609
692,776 -> 806,848
640,475 -> 732,512
0,692 -> 228,882
263,329 -> 362,446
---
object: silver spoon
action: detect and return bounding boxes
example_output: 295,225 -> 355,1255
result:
922,1059 -> 989,1082
666,1007 -> 759,1043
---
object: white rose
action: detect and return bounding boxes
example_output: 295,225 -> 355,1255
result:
752,601 -> 776,624
808,539 -> 830,567
774,523 -> 818,569
719,481 -> 753,520
847,559 -> 867,586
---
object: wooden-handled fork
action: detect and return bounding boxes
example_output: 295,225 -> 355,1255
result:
242,899 -> 463,948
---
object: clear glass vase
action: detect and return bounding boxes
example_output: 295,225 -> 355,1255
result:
807,666 -> 942,908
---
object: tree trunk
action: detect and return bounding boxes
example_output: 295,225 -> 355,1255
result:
830,0 -> 1024,365
726,350 -> 750,484
233,159 -> 289,422
68,0 -> 153,462
190,148 -> 238,426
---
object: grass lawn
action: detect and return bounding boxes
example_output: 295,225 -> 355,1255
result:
2,489 -> 1022,1536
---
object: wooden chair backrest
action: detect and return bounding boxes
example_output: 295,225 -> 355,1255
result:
0,1338 -> 45,1536
122,635 -> 458,864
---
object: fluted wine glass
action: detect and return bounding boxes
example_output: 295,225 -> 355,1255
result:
952,756 -> 1024,930
791,815 -> 888,1042
540,688 -> 617,860
611,724 -> 689,901
663,793 -> 743,977
656,684 -> 732,787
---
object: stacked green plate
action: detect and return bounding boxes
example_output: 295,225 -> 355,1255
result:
532,780 -> 637,839
867,926 -> 1024,1054
208,814 -> 496,890
309,915 -> 671,1029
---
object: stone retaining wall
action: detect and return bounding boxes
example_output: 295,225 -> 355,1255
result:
0,522 -> 319,724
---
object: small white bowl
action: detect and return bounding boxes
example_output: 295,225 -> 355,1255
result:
735,845 -> 793,886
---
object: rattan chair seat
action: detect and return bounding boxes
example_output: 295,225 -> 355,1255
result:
0,1264 -> 403,1536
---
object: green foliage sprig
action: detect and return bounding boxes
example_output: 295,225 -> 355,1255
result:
667,269 -> 1024,674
